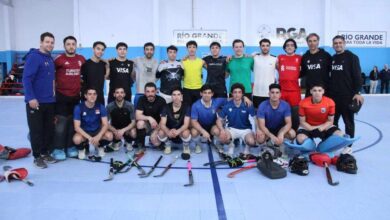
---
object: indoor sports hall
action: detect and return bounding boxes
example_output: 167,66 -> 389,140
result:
0,0 -> 389,220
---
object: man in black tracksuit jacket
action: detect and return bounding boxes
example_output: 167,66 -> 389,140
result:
328,35 -> 364,147
301,33 -> 332,97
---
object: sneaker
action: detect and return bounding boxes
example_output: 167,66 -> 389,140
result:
78,149 -> 86,160
164,145 -> 172,154
341,146 -> 353,155
34,157 -> 47,169
124,142 -> 133,152
288,156 -> 309,176
273,157 -> 289,168
195,144 -> 202,154
42,154 -> 57,164
98,147 -> 105,157
110,141 -> 121,151
66,146 -> 79,158
51,149 -> 66,161
183,145 -> 190,154
34,157 -> 48,169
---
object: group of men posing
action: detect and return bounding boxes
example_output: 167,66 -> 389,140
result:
23,32 -> 363,175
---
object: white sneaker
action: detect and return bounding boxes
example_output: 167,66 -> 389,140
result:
342,146 -> 353,155
164,145 -> 172,154
78,149 -> 86,160
183,145 -> 190,154
112,141 -> 121,151
125,142 -> 133,152
195,144 -> 202,154
98,147 -> 105,157
273,157 -> 289,168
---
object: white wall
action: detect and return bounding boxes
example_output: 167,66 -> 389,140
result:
1,0 -> 389,50
12,0 -> 74,50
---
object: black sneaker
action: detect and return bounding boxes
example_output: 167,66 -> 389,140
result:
34,157 -> 48,169
42,154 -> 57,164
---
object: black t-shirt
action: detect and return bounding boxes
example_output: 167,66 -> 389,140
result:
136,95 -> 166,123
161,103 -> 191,129
300,49 -> 332,93
81,59 -> 106,105
109,59 -> 134,101
329,50 -> 362,98
156,60 -> 184,95
107,101 -> 135,129
203,55 -> 227,96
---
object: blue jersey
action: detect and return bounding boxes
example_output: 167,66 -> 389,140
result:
74,102 -> 107,132
218,100 -> 255,129
191,98 -> 226,129
257,100 -> 291,130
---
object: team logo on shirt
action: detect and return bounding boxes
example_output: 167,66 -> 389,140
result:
78,61 -> 82,67
83,112 -> 87,116
295,58 -> 299,63
321,108 -> 326,113
212,109 -> 216,114
307,60 -> 310,63
228,108 -> 232,112
281,65 -> 285,71
95,109 -> 100,114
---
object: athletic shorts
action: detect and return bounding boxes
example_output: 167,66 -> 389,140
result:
227,128 -> 253,142
297,126 -> 340,140
281,90 -> 301,106
85,129 -> 101,137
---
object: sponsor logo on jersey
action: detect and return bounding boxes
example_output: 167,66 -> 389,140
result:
65,61 -> 70,65
65,69 -> 80,76
116,68 -> 129,73
307,64 -> 321,70
332,65 -> 343,71
241,110 -> 247,113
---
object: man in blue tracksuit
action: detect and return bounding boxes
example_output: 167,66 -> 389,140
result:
23,32 -> 57,168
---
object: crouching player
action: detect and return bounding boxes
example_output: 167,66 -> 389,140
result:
216,83 -> 257,158
256,83 -> 295,157
106,87 -> 137,152
286,84 -> 358,175
190,84 -> 225,154
158,87 -> 192,158
73,87 -> 113,159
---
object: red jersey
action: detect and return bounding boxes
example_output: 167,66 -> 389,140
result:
55,54 -> 86,97
278,54 -> 301,91
298,96 -> 335,126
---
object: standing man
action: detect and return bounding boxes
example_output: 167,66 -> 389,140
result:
81,41 -> 108,105
133,42 -> 158,107
135,82 -> 166,155
156,45 -> 184,103
252,39 -> 278,107
278,38 -> 302,131
182,40 -> 204,105
106,87 -> 137,152
23,32 -> 57,168
329,35 -> 363,147
107,42 -> 135,104
226,39 -> 254,99
300,33 -> 332,97
216,83 -> 257,158
380,64 -> 390,94
52,36 -> 86,160
203,42 -> 228,100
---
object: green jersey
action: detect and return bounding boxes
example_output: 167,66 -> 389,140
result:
227,56 -> 254,93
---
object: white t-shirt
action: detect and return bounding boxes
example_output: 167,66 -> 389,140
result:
133,57 -> 158,93
253,54 -> 277,97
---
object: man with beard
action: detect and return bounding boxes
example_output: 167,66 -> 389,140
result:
133,42 -> 158,107
52,36 -> 85,160
107,42 -> 135,104
81,41 -> 109,105
300,33 -> 332,97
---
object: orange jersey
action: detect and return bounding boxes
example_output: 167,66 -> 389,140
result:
298,96 -> 335,126
278,54 -> 301,91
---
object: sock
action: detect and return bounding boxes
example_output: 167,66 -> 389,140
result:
136,128 -> 146,148
99,140 -> 110,148
244,144 -> 250,155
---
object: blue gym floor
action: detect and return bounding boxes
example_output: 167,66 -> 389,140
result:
0,95 -> 389,220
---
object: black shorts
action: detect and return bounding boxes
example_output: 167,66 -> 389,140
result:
253,96 -> 268,109
55,92 -> 80,116
85,129 -> 101,137
268,125 -> 285,136
297,126 -> 340,140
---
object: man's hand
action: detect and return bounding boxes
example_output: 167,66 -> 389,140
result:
353,94 -> 364,105
149,117 -> 158,129
201,131 -> 211,142
29,99 -> 39,109
89,136 -> 100,146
